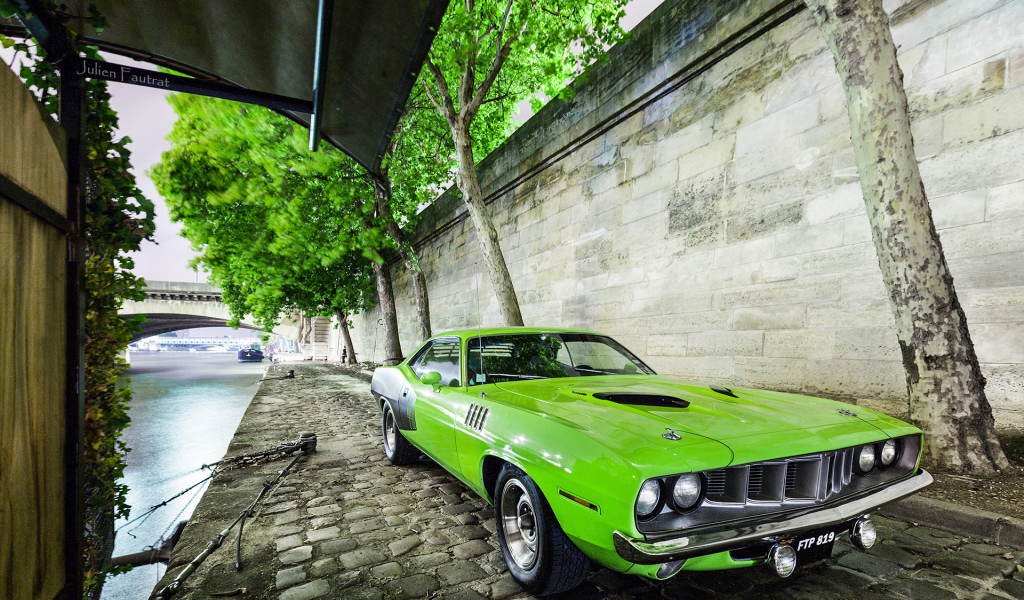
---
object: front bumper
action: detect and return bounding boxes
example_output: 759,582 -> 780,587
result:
614,469 -> 933,565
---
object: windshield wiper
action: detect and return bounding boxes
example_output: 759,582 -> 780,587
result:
488,373 -> 546,380
574,367 -> 616,375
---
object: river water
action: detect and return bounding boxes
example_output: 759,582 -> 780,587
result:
101,352 -> 266,600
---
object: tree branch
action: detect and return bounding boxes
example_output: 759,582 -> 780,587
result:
495,0 -> 516,54
422,53 -> 458,127
420,78 -> 453,130
464,0 -> 522,121
480,93 -> 511,106
458,49 -> 476,118
477,24 -> 497,44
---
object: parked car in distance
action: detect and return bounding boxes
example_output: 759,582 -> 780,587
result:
370,328 -> 932,595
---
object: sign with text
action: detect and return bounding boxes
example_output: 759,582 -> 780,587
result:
75,57 -> 312,114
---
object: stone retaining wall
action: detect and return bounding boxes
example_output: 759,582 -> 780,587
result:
352,0 -> 1024,430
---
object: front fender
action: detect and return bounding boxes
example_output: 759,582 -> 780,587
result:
458,406 -> 643,573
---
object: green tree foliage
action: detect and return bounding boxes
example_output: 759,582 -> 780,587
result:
1,4 -> 155,596
151,96 -> 383,341
420,0 -> 627,325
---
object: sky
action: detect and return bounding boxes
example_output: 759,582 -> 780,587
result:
3,0 -> 664,290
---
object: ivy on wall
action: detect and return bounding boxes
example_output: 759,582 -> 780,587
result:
1,4 -> 156,597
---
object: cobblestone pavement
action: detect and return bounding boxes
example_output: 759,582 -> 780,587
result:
159,364 -> 1024,600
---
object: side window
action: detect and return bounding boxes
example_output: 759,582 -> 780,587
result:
411,340 -> 461,387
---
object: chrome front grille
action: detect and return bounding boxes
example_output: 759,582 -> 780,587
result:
703,448 -> 856,506
785,462 -> 798,494
637,435 -> 922,536
706,470 -> 726,495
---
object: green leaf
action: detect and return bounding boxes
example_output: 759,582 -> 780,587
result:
0,0 -> 19,19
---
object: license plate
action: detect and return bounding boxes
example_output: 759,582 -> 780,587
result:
793,526 -> 840,564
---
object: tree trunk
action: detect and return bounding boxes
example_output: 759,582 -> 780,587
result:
336,309 -> 357,364
371,259 -> 403,365
352,194 -> 403,364
806,0 -> 1009,475
372,174 -> 432,341
452,123 -> 524,326
298,316 -> 313,359
396,241 -> 432,342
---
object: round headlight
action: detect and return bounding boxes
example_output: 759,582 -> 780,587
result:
856,444 -> 876,473
879,439 -> 898,466
671,474 -> 702,510
636,479 -> 661,518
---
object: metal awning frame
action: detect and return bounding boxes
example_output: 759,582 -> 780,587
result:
5,0 -> 450,171
308,0 -> 334,151
0,24 -> 355,148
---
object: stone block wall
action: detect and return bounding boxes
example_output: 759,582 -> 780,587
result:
352,0 -> 1024,430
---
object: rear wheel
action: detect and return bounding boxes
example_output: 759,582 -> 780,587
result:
494,464 -> 589,595
382,402 -> 417,465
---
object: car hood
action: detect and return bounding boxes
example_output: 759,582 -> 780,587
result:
495,376 -> 889,467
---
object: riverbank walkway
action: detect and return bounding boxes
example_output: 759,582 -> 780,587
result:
153,363 -> 1024,600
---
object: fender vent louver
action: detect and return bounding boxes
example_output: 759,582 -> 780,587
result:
465,403 -> 489,430
591,393 -> 690,409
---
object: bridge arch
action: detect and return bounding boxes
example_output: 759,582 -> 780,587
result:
119,281 -> 301,343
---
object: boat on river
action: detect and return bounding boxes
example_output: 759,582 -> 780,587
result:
237,349 -> 264,362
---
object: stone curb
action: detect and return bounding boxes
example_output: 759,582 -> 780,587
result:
881,495 -> 1024,548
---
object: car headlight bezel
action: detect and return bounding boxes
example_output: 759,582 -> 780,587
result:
669,473 -> 704,512
878,439 -> 899,467
635,479 -> 663,520
855,444 -> 876,474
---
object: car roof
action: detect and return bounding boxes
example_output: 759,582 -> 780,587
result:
429,327 -> 602,341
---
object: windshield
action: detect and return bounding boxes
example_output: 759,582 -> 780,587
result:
466,333 -> 655,384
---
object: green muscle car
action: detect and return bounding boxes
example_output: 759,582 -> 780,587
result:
370,328 -> 932,595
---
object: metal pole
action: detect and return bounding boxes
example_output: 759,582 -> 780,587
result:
308,0 -> 334,151
60,51 -> 86,600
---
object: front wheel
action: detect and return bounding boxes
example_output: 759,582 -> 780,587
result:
494,464 -> 589,596
382,402 -> 417,465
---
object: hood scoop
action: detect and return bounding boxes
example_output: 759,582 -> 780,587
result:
591,392 -> 690,409
710,385 -> 738,398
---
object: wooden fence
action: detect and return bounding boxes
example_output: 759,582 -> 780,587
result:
0,60 -> 69,600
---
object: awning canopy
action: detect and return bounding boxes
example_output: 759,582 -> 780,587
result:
5,0 -> 448,173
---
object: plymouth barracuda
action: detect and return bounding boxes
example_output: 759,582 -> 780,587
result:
370,328 -> 932,595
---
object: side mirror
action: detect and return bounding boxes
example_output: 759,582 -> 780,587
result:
624,363 -> 638,373
421,371 -> 442,391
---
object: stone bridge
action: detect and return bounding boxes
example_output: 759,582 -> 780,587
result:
119,281 -> 302,343
119,281 -> 342,360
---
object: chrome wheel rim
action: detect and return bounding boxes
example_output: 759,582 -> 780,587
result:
384,409 -> 396,455
501,479 -> 539,570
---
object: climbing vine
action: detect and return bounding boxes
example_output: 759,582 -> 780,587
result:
1,3 -> 155,597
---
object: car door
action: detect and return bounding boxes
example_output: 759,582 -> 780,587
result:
407,336 -> 464,473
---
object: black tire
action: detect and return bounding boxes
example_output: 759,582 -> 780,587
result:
382,401 -> 418,465
494,463 -> 589,596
